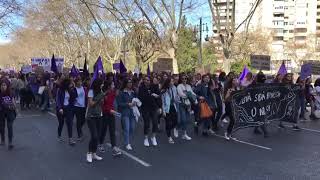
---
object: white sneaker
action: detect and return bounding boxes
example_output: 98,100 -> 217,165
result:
86,153 -> 93,163
182,134 -> 192,141
223,119 -> 229,123
168,137 -> 175,144
126,144 -> 133,151
173,128 -> 179,138
208,129 -> 216,135
144,138 -> 150,147
151,137 -> 158,146
224,132 -> 230,141
92,153 -> 103,161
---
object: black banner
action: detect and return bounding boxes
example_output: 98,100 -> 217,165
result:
231,84 -> 300,132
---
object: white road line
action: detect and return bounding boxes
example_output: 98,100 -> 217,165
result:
16,114 -> 41,118
106,143 -> 151,167
47,111 -> 151,167
213,134 -> 272,151
284,125 -> 320,133
48,112 -> 57,117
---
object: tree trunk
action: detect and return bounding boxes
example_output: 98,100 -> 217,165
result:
222,57 -> 231,73
168,48 -> 179,74
169,31 -> 179,74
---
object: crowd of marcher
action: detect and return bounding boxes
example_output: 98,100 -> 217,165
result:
0,68 -> 319,163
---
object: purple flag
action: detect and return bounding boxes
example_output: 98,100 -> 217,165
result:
238,65 -> 250,82
51,54 -> 58,74
277,62 -> 287,76
92,56 -> 105,83
120,60 -> 127,74
113,63 -> 120,71
301,63 -> 312,80
147,63 -> 151,77
70,64 -> 80,78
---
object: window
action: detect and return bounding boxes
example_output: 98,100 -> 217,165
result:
274,28 -> 283,33
295,36 -> 306,40
273,36 -> 284,41
274,14 -> 284,17
295,28 -> 307,33
289,30 -> 294,33
284,22 -> 288,25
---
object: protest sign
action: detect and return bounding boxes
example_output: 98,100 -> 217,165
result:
303,61 -> 320,75
21,65 -> 33,74
250,55 -> 271,71
231,84 -> 300,132
31,58 -> 64,72
300,63 -> 312,79
153,58 -> 173,73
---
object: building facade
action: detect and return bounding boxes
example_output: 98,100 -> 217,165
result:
211,0 -> 319,70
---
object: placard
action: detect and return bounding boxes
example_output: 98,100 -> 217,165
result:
231,83 -> 300,132
303,60 -> 320,75
153,58 -> 173,73
21,65 -> 33,74
31,58 -> 64,72
250,55 -> 271,71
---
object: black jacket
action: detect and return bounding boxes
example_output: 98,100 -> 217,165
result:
138,83 -> 161,112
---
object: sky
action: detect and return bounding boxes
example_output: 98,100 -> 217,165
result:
0,0 -> 212,44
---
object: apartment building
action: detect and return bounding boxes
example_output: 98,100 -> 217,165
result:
317,0 -> 320,51
211,0 -> 319,69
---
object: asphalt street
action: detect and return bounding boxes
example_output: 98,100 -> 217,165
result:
1,109 -> 320,180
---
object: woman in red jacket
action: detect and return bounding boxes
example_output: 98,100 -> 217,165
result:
98,80 -> 122,156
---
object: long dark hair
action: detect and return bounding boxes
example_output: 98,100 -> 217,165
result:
0,79 -> 11,96
161,78 -> 171,91
91,78 -> 103,96
61,78 -> 71,91
103,80 -> 113,92
121,78 -> 132,91
314,78 -> 320,87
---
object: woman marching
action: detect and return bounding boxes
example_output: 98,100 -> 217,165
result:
177,74 -> 197,141
74,77 -> 87,141
56,78 -> 77,145
223,77 -> 239,140
98,80 -> 122,156
161,77 -> 179,144
0,79 -> 17,150
117,78 -> 136,150
139,76 -> 161,147
86,78 -> 104,163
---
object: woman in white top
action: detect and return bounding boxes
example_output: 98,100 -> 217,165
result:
177,75 -> 197,141
74,77 -> 86,141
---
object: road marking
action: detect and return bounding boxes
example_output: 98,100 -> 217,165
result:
106,143 -> 151,167
17,114 -> 41,118
48,112 -> 57,117
213,134 -> 272,151
284,125 -> 320,133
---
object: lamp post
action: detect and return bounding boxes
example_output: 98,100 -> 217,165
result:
193,17 -> 209,66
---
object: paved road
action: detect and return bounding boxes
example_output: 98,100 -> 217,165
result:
1,109 -> 320,180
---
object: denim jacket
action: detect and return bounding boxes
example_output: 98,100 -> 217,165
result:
117,90 -> 136,118
161,86 -> 179,113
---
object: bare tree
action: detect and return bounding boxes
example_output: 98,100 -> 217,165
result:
0,0 -> 21,29
80,0 -> 201,73
208,0 -> 263,71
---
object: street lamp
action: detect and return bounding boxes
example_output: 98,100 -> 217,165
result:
193,17 -> 209,65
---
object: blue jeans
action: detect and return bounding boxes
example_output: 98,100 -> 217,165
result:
299,97 -> 306,119
179,103 -> 190,131
63,106 -> 75,138
121,116 -> 135,145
